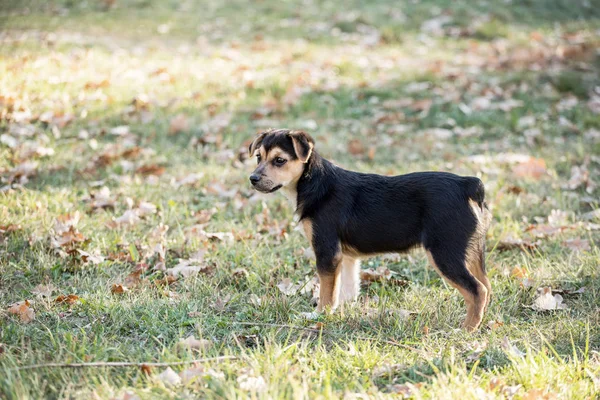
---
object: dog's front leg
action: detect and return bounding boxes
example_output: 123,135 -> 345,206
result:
316,249 -> 343,312
317,266 -> 342,312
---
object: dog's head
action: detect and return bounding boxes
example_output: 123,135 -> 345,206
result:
248,129 -> 314,193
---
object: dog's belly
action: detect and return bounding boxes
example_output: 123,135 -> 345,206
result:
341,217 -> 422,255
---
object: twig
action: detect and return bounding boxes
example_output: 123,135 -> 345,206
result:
236,321 -> 321,333
235,321 -> 427,356
13,355 -> 237,371
354,336 -> 429,357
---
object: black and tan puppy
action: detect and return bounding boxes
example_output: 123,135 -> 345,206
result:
248,129 -> 492,331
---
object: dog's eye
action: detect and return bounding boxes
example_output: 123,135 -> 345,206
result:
256,155 -> 261,163
274,157 -> 287,166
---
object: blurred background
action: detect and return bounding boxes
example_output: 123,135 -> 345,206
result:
1,1 -> 599,398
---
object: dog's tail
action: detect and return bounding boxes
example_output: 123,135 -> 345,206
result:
464,177 -> 492,232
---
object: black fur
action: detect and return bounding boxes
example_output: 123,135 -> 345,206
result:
297,150 -> 488,296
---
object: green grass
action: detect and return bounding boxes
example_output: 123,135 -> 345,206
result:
1,0 -> 600,398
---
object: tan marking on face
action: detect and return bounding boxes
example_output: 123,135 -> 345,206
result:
251,145 -> 305,193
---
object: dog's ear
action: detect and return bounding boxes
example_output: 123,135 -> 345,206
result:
248,132 -> 267,156
288,131 -> 314,163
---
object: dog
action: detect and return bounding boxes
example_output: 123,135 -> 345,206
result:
248,129 -> 492,331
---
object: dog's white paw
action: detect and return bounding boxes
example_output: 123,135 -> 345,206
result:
298,311 -> 321,320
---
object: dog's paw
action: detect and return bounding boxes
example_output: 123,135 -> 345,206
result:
298,311 -> 321,320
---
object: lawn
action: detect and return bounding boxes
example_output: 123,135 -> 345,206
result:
1,0 -> 599,398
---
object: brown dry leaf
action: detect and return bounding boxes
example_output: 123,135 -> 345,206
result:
111,284 -> 129,294
76,249 -> 105,264
84,79 -> 110,90
169,114 -> 189,135
51,213 -> 87,252
51,226 -> 87,249
177,335 -> 212,351
563,238 -> 590,252
511,266 -> 528,279
512,157 -> 547,179
487,320 -> 504,330
386,383 -> 416,397
347,139 -> 365,155
7,300 -> 35,323
123,269 -> 143,287
140,364 -> 153,376
31,283 -> 57,298
0,224 -> 22,238
135,164 -> 166,176
360,267 -> 409,286
525,224 -> 566,238
55,294 -> 80,305
522,388 -> 558,400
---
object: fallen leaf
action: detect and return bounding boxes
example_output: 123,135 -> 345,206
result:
156,367 -> 181,386
347,139 -> 365,155
563,238 -> 590,252
487,320 -> 504,330
135,164 -> 166,176
525,224 -> 567,238
7,300 -> 35,323
512,157 -> 547,179
464,340 -> 487,363
237,374 -> 267,392
111,284 -> 129,294
166,259 -> 212,278
386,383 -> 415,397
169,114 -> 189,135
276,278 -> 299,296
532,287 -> 568,310
522,388 -> 558,400
177,335 -> 212,351
87,186 -> 116,211
31,283 -> 57,298
501,336 -> 525,358
511,266 -> 528,279
76,249 -> 105,264
55,294 -> 80,305
360,267 -> 409,286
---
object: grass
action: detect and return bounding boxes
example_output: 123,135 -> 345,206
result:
1,0 -> 600,398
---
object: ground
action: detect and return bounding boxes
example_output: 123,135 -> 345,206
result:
1,0 -> 599,398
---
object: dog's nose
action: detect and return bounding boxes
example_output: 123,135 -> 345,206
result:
249,174 -> 261,184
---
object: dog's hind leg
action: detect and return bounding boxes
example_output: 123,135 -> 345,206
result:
466,200 -> 493,312
426,250 -> 487,332
466,240 -> 492,312
339,255 -> 360,304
